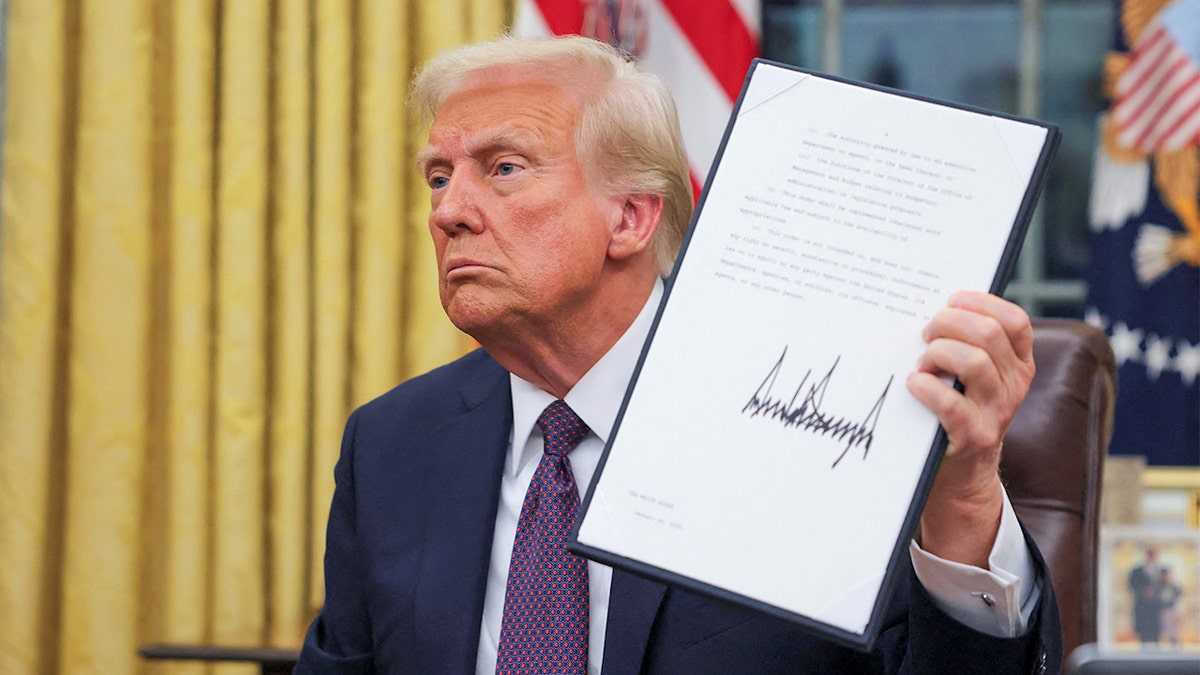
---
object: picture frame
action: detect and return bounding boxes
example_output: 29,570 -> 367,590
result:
1098,525 -> 1200,647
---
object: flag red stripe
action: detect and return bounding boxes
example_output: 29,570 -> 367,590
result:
1118,35 -> 1174,103
1114,31 -> 1168,111
1119,27 -> 1170,90
1138,67 -> 1200,127
1159,97 -> 1200,147
1114,34 -> 1185,122
1137,83 -> 1200,149
1116,53 -> 1190,132
532,0 -> 585,35
658,0 -> 758,103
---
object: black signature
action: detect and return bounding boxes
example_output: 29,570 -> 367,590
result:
741,347 -> 892,468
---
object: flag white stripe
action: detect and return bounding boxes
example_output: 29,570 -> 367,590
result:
512,1 -> 551,36
637,0 -> 733,181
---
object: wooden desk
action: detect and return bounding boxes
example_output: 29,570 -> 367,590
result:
138,643 -> 300,674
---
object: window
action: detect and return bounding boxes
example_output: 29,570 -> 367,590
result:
763,0 -> 1114,317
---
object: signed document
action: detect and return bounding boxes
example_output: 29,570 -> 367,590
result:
570,61 -> 1059,650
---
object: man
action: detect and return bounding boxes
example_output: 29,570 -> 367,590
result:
296,35 -> 1061,674
1127,547 -> 1162,643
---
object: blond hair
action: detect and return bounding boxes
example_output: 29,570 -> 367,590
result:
411,35 -> 693,275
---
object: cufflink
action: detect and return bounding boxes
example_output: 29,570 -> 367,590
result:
973,592 -> 995,607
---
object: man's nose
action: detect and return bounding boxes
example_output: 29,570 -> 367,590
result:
430,173 -> 485,236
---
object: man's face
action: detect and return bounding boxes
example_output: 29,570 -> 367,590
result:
419,72 -> 622,340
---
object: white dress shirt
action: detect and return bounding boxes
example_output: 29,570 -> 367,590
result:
475,280 -> 1040,674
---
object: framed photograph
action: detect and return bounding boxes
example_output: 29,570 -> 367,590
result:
1098,525 -> 1200,647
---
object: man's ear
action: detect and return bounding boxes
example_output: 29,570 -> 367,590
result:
608,193 -> 663,261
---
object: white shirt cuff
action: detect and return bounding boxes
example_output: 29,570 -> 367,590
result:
909,489 -> 1041,637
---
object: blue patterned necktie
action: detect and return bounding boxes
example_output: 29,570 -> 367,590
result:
495,400 -> 591,674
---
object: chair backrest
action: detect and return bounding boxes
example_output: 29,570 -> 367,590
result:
999,318 -> 1116,660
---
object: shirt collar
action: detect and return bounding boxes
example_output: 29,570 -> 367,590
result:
508,279 -> 664,475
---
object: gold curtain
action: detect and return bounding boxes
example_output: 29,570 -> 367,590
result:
0,1 -> 509,672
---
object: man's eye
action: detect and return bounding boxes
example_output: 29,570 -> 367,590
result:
497,163 -> 517,176
430,175 -> 449,189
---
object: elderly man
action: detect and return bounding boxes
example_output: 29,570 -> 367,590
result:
296,35 -> 1061,674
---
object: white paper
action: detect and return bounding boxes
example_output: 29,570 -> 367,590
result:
575,63 -> 1049,638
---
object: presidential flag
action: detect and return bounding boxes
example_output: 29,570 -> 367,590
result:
512,0 -> 760,195
1086,0 -> 1200,466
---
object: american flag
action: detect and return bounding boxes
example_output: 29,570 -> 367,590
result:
1109,0 -> 1200,152
1086,0 -> 1200,467
512,0 -> 760,195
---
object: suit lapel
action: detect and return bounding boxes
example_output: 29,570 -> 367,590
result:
411,356 -> 512,673
398,351 -> 669,674
602,569 -> 668,675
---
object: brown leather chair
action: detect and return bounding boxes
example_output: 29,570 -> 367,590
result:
1000,318 -> 1117,661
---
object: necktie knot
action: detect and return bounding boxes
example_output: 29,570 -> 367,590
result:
537,400 -> 589,458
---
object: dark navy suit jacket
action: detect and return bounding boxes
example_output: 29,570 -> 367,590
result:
296,348 -> 1062,674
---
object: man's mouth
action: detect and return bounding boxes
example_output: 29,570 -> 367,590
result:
445,257 -> 491,278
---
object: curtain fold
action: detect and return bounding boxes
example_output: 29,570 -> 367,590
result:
0,1 -> 68,672
268,0 -> 314,651
0,1 -> 507,672
59,0 -> 154,671
212,0 -> 271,654
159,1 -> 217,672
309,0 -> 354,612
